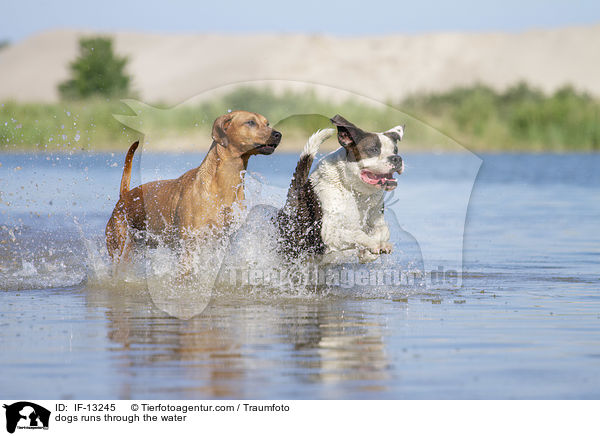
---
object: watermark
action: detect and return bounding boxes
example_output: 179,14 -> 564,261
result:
219,264 -> 459,289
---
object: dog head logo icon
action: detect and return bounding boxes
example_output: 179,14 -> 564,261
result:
3,402 -> 50,434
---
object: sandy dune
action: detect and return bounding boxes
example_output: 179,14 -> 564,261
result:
1,26 -> 599,103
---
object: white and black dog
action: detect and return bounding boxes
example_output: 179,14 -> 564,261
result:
278,115 -> 404,263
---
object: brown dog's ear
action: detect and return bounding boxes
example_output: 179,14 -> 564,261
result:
212,112 -> 235,146
330,114 -> 364,149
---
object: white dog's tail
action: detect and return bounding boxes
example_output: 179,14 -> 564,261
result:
301,128 -> 334,160
284,128 -> 334,208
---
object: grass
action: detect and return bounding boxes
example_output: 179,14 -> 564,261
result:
402,82 -> 600,151
1,83 -> 599,152
0,99 -> 139,151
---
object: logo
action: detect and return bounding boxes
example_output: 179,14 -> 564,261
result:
3,402 -> 50,434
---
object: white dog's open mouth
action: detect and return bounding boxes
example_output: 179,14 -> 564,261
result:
360,170 -> 397,190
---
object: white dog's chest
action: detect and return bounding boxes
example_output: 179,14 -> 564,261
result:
324,192 -> 378,230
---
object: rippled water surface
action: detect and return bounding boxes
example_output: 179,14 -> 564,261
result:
1,151 -> 599,399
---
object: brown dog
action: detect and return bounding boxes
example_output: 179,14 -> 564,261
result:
105,110 -> 281,263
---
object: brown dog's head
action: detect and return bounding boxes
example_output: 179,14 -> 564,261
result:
212,110 -> 281,156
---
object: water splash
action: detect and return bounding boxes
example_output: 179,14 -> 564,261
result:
2,176 -> 425,316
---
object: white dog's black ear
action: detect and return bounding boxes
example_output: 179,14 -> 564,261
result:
384,125 -> 405,142
331,114 -> 364,148
212,112 -> 235,146
330,114 -> 357,129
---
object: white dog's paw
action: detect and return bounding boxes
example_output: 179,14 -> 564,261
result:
378,241 -> 393,254
366,241 -> 393,255
358,249 -> 380,263
366,243 -> 381,255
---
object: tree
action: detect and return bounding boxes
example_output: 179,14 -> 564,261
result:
59,37 -> 131,99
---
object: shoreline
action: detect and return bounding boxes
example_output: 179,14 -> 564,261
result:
1,147 -> 599,155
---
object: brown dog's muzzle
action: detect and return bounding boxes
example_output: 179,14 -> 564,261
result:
255,129 -> 282,155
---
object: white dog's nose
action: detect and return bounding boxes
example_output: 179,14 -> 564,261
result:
388,155 -> 403,167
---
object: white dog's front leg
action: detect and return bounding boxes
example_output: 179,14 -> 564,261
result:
322,220 -> 383,255
367,207 -> 392,254
357,222 -> 392,263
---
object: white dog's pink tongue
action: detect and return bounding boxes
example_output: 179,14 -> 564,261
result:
360,170 -> 394,185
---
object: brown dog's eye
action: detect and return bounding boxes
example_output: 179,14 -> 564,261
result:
245,120 -> 256,127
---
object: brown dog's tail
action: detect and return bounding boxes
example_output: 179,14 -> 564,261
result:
119,141 -> 139,197
283,129 -> 334,211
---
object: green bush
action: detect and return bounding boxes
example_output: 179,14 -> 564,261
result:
403,82 -> 600,151
58,37 -> 131,100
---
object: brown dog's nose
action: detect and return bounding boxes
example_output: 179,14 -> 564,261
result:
270,130 -> 282,143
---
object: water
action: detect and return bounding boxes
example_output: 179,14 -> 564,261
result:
1,151 -> 599,399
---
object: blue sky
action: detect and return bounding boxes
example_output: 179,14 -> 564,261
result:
2,0 -> 600,41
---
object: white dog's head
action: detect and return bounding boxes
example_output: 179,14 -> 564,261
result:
331,115 -> 404,191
